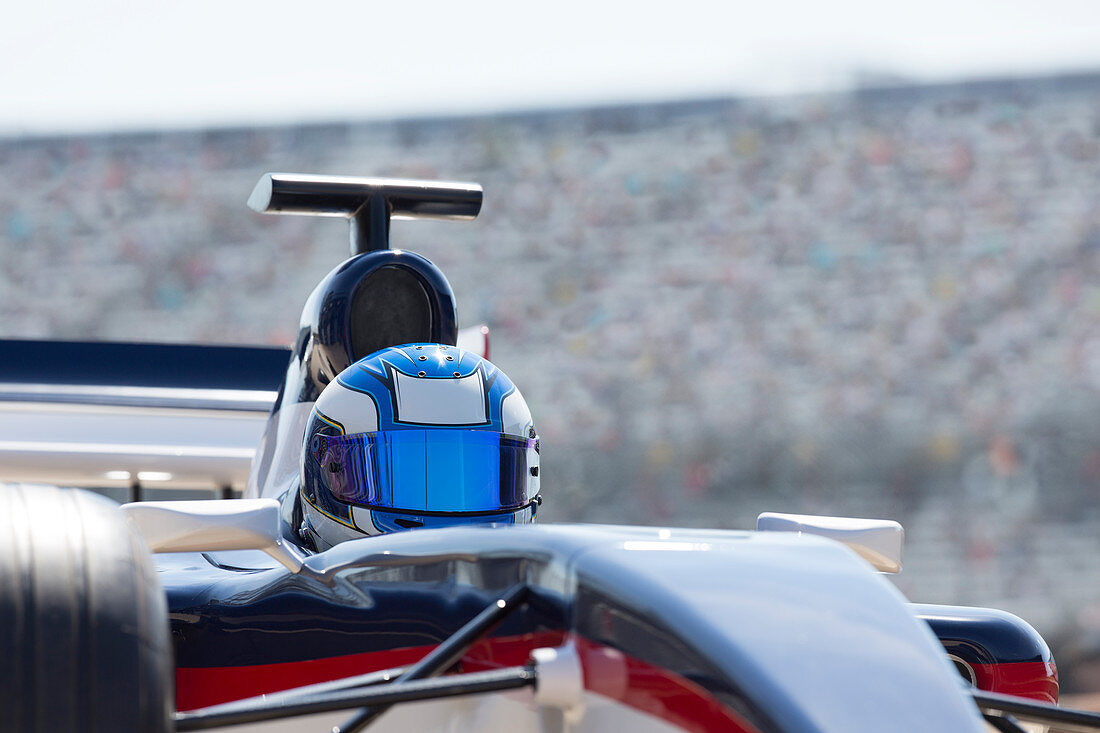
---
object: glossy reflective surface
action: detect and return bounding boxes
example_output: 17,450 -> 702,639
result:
163,524 -> 986,731
913,603 -> 1059,703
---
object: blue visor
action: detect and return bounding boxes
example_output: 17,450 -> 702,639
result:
310,430 -> 537,513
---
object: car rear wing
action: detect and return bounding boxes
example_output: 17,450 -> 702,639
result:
0,331 -> 490,498
0,339 -> 287,497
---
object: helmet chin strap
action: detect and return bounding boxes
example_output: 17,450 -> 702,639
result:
298,493 -> 334,552
298,509 -> 319,551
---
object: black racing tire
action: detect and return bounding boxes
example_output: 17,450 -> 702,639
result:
0,483 -> 172,732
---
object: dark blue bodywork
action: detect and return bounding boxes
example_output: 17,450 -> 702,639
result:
161,523 -> 990,732
161,526 -> 772,726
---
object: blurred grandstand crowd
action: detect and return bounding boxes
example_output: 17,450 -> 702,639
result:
5,72 -> 1100,679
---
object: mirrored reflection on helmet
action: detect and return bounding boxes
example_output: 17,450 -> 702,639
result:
311,429 -> 537,513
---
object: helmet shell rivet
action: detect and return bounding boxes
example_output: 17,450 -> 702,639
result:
417,370 -> 426,377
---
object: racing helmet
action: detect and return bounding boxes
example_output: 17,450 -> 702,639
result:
299,343 -> 540,549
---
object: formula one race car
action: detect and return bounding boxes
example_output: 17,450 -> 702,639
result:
2,174 -> 1099,733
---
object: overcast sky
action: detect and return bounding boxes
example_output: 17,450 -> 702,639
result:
3,0 -> 1100,135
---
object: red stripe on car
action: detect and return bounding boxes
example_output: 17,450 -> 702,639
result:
176,631 -> 760,732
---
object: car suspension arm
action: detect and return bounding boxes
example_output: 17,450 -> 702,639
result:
974,689 -> 1100,732
174,665 -> 536,730
172,582 -> 531,732
334,581 -> 530,733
